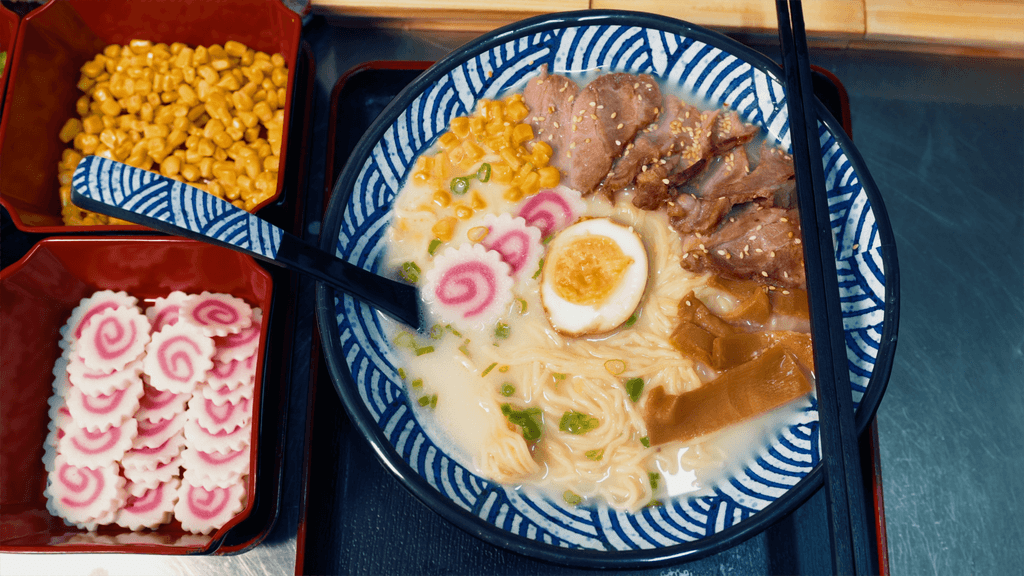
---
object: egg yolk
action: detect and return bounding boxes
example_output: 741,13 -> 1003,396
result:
549,235 -> 634,305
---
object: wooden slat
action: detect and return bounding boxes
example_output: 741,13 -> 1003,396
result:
309,0 -> 1024,57
865,0 -> 1024,47
590,0 -> 864,35
311,0 -> 587,20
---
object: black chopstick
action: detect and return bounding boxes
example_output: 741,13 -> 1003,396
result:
774,1 -> 873,574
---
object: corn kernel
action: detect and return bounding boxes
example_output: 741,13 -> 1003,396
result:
160,155 -> 181,177
59,118 -> 83,143
503,186 -> 524,203
433,190 -> 451,208
511,123 -> 534,146
460,140 -> 484,162
499,147 -> 522,170
521,172 -> 540,196
450,117 -> 470,139
505,100 -> 529,123
432,217 -> 457,242
491,164 -> 513,184
538,166 -> 560,188
470,191 -> 487,210
437,132 -> 459,151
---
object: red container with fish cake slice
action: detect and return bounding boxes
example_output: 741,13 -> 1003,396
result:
0,236 -> 271,553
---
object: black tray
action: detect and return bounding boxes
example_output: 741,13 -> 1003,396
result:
296,62 -> 889,574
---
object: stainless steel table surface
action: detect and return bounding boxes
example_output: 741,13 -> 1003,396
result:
2,15 -> 1021,576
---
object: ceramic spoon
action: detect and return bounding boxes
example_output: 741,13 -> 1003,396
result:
71,155 -> 421,330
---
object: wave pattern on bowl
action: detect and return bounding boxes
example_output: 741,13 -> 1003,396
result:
331,24 -> 886,550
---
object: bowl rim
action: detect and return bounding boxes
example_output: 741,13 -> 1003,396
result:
315,8 -> 899,567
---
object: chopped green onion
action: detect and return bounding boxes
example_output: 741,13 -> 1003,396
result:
585,449 -> 604,461
431,394 -> 438,408
482,362 -> 497,377
563,491 -> 583,506
500,404 -> 543,441
417,393 -> 437,408
399,261 -> 421,283
418,395 -> 430,406
640,436 -> 650,448
494,322 -> 510,340
393,331 -> 417,349
458,340 -> 471,356
542,235 -> 555,245
428,238 -> 443,256
397,368 -> 407,380
446,325 -> 462,338
625,377 -> 644,403
559,411 -> 598,435
533,258 -> 544,279
429,324 -> 445,339
648,472 -> 660,491
414,345 -> 435,356
645,499 -> 662,508
500,383 -> 515,397
552,373 -> 567,381
515,297 -> 528,314
498,365 -> 509,373
410,378 -> 423,389
623,313 -> 639,328
476,163 -> 492,182
604,359 -> 626,375
450,176 -> 470,195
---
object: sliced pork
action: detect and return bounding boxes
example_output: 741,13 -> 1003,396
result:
562,73 -> 662,194
523,66 -> 580,175
680,206 -> 806,289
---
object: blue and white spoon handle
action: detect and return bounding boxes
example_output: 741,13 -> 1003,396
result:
72,156 -> 421,329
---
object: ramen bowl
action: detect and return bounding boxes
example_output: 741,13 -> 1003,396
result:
316,10 -> 898,566
0,237 -> 271,553
0,0 -> 301,232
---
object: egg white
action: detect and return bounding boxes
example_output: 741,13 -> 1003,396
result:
540,217 -> 649,336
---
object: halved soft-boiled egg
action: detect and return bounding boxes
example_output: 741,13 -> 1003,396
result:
540,217 -> 649,336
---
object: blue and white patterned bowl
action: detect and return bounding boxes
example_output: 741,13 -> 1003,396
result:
316,10 -> 898,566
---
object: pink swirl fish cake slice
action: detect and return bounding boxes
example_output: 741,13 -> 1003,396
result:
124,454 -> 183,493
198,380 -> 254,407
52,349 -> 72,398
115,478 -> 181,531
66,376 -> 144,432
67,354 -> 143,397
47,392 -> 73,433
76,307 -> 151,373
184,419 -> 251,455
181,292 -> 253,337
205,352 -> 257,392
123,431 -> 186,472
422,243 -> 514,332
43,394 -> 73,473
45,456 -> 125,528
174,478 -> 247,535
58,419 -> 138,467
136,379 -> 190,424
186,394 -> 252,434
143,323 -> 215,394
181,445 -> 250,489
133,411 -> 187,450
145,291 -> 190,333
59,290 -> 139,352
213,308 -> 262,363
